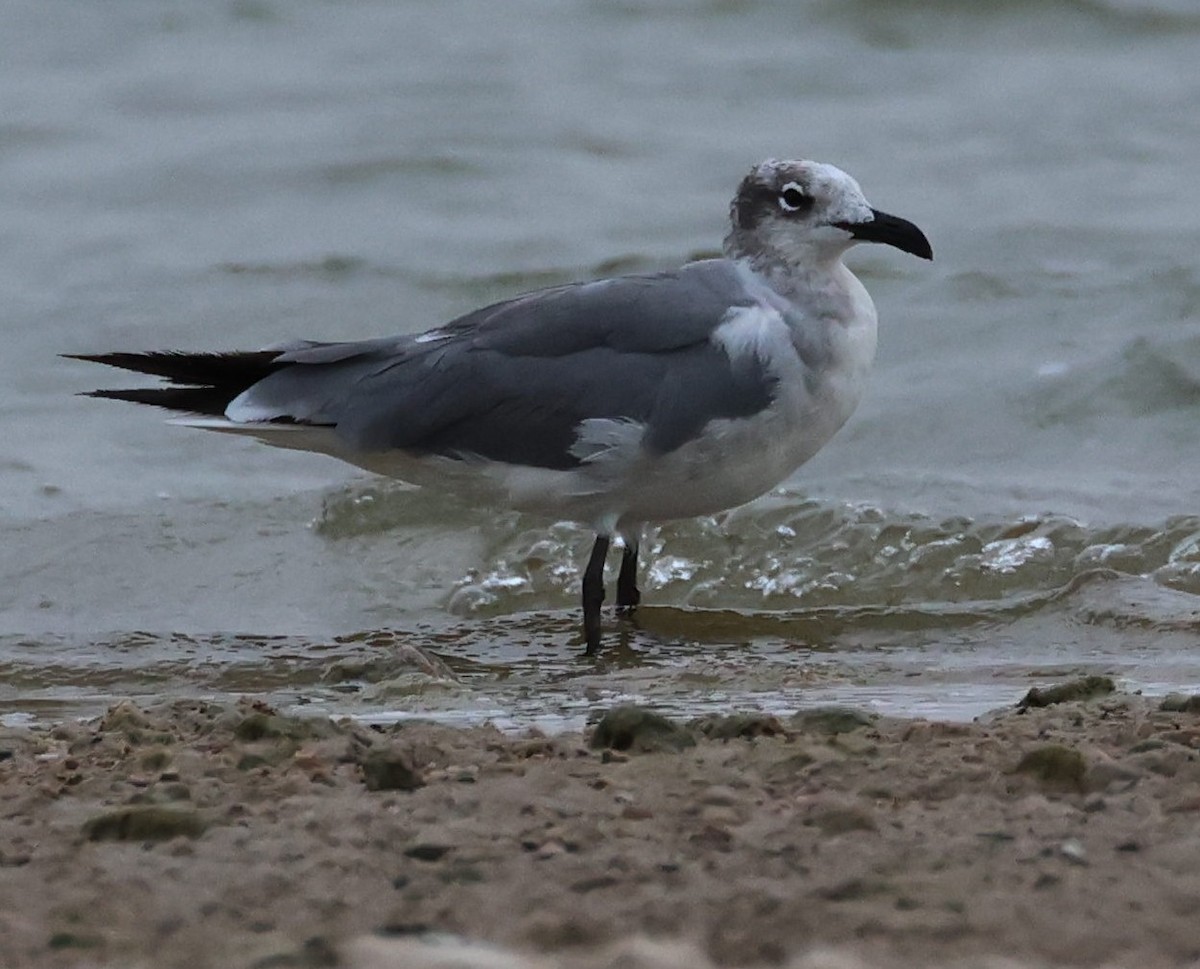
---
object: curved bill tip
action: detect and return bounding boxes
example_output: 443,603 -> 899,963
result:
836,208 -> 933,261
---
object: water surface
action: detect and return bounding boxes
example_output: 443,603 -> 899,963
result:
3,0 -> 1199,728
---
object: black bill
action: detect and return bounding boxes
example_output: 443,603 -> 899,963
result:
834,208 -> 933,260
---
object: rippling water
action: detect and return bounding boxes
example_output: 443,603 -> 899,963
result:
3,0 -> 1199,727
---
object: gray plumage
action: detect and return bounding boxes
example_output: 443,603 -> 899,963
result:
68,158 -> 932,653
237,260 -> 775,470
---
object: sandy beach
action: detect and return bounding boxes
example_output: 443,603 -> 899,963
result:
3,679 -> 1200,969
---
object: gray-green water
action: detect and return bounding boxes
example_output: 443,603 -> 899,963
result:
4,0 -> 1200,728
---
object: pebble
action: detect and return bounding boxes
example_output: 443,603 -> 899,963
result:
404,843 -> 452,862
698,785 -> 740,807
1059,838 -> 1088,865
1013,745 -> 1086,791
534,840 -> 566,860
360,749 -> 424,792
82,806 -> 207,842
590,707 -> 695,754
700,806 -> 742,827
1085,759 -> 1141,794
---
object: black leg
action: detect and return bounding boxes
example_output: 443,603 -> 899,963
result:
616,541 -> 640,613
582,534 -> 610,655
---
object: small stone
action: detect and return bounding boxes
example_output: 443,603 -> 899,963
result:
692,713 -> 788,740
1018,676 -> 1115,709
817,877 -> 889,901
83,807 -> 207,842
1133,750 -> 1180,778
688,824 -> 733,852
291,751 -> 325,773
141,750 -> 172,771
698,785 -> 740,807
247,935 -> 338,969
374,921 -> 431,938
1085,760 -> 1142,794
701,805 -> 742,827
100,701 -> 154,738
1059,838 -> 1088,865
1159,693 -> 1200,713
764,750 -> 816,781
589,706 -> 695,754
48,932 -> 100,951
233,713 -> 281,742
232,709 -> 335,744
1165,796 -> 1200,814
535,840 -> 566,859
360,750 -> 424,792
1014,745 -> 1087,792
791,707 -> 875,735
404,843 -> 451,862
810,805 -> 877,836
570,875 -> 618,893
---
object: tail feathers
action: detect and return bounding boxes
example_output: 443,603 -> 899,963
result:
65,350 -> 286,417
85,385 -> 257,415
64,350 -> 282,384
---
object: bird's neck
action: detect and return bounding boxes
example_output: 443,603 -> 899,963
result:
724,230 -> 850,298
730,251 -> 860,325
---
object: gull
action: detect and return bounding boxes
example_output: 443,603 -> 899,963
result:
68,158 -> 931,654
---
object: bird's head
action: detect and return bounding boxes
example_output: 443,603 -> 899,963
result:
724,159 -> 932,272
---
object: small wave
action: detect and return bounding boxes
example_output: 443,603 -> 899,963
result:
320,483 -> 1200,631
821,0 -> 1200,30
320,154 -> 483,186
216,254 -> 369,279
1028,331 -> 1200,425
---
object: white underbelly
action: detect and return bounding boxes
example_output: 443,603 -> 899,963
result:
181,380 -> 861,532
594,379 -> 861,524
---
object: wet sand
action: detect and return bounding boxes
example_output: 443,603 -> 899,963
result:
2,681 -> 1200,969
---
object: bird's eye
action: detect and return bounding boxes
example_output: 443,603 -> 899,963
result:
778,183 -> 811,214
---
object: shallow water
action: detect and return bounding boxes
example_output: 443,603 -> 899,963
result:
3,0 -> 1200,728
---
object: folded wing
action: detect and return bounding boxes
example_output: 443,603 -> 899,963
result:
74,260 -> 783,471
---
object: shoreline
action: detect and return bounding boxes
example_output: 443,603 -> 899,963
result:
2,683 -> 1200,968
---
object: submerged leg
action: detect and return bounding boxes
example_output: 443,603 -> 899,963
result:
582,534 -> 611,655
616,540 -> 641,613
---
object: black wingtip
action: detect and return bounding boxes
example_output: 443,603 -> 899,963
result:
65,349 -> 288,415
62,351 -> 152,366
77,385 -> 244,413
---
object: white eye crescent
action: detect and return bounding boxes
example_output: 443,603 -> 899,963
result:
777,181 -> 811,213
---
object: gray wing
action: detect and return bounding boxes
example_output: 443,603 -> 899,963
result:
234,259 -> 777,470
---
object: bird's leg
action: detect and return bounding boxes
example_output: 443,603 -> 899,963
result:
616,540 -> 641,614
582,534 -> 611,655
